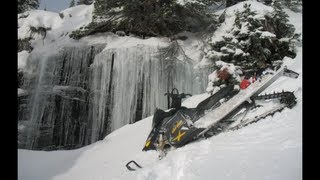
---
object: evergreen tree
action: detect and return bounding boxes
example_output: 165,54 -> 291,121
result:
71,0 -> 217,39
69,0 -> 75,8
206,3 -> 296,77
18,0 -> 40,14
271,0 -> 295,38
282,0 -> 302,12
77,0 -> 94,5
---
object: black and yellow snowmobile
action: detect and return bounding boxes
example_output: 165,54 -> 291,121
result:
142,86 -> 238,154
126,66 -> 299,171
142,66 -> 299,157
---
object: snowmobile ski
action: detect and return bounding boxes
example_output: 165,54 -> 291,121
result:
204,89 -> 297,137
228,104 -> 286,131
195,65 -> 299,138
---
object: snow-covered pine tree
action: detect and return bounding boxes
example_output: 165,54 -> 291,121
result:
206,2 -> 296,83
271,0 -> 295,38
71,0 -> 218,39
269,0 -> 297,58
18,0 -> 39,14
282,0 -> 302,12
69,0 -> 75,8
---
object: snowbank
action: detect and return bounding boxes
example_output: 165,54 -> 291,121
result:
18,50 -> 29,70
18,5 -> 93,40
18,88 -> 28,97
18,4 -> 94,55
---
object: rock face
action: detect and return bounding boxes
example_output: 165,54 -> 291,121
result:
18,42 -> 212,150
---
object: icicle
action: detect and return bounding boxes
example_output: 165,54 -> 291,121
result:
89,44 -> 211,142
20,43 -> 212,149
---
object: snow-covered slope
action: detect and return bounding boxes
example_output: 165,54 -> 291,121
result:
18,62 -> 302,179
18,5 -> 94,40
18,5 -> 94,70
18,3 -> 302,180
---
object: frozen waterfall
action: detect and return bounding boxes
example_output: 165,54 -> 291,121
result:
89,44 -> 212,142
18,42 -> 212,150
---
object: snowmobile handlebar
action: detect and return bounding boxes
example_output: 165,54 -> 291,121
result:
164,92 -> 192,98
180,93 -> 192,98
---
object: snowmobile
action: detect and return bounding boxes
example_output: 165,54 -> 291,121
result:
126,65 -> 299,171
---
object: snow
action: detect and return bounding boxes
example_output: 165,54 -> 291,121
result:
221,46 -> 235,53
18,2 -> 302,180
177,0 -> 204,6
210,1 -> 273,43
18,5 -> 94,54
18,67 -> 302,179
176,32 -> 208,63
239,22 -> 249,34
80,31 -> 207,65
18,88 -> 28,97
235,48 -> 244,55
18,10 -> 62,40
92,34 -> 169,50
18,5 -> 93,40
182,93 -> 211,108
18,5 -> 205,67
200,1 -> 274,67
18,50 -> 302,180
260,31 -> 277,38
206,60 -> 241,93
18,50 -> 30,69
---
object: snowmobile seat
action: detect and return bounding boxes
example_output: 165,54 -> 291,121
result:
152,108 -> 177,129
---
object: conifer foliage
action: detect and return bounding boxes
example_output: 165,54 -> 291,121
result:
77,0 -> 94,5
18,0 -> 40,14
69,0 -> 76,8
282,0 -> 302,12
206,2 -> 297,76
70,0 -> 218,39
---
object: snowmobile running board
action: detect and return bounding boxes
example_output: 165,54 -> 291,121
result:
195,65 -> 299,138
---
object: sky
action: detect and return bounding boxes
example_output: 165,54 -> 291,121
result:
39,0 -> 71,12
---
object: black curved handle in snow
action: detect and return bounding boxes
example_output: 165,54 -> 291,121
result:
164,92 -> 192,98
126,160 -> 142,171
